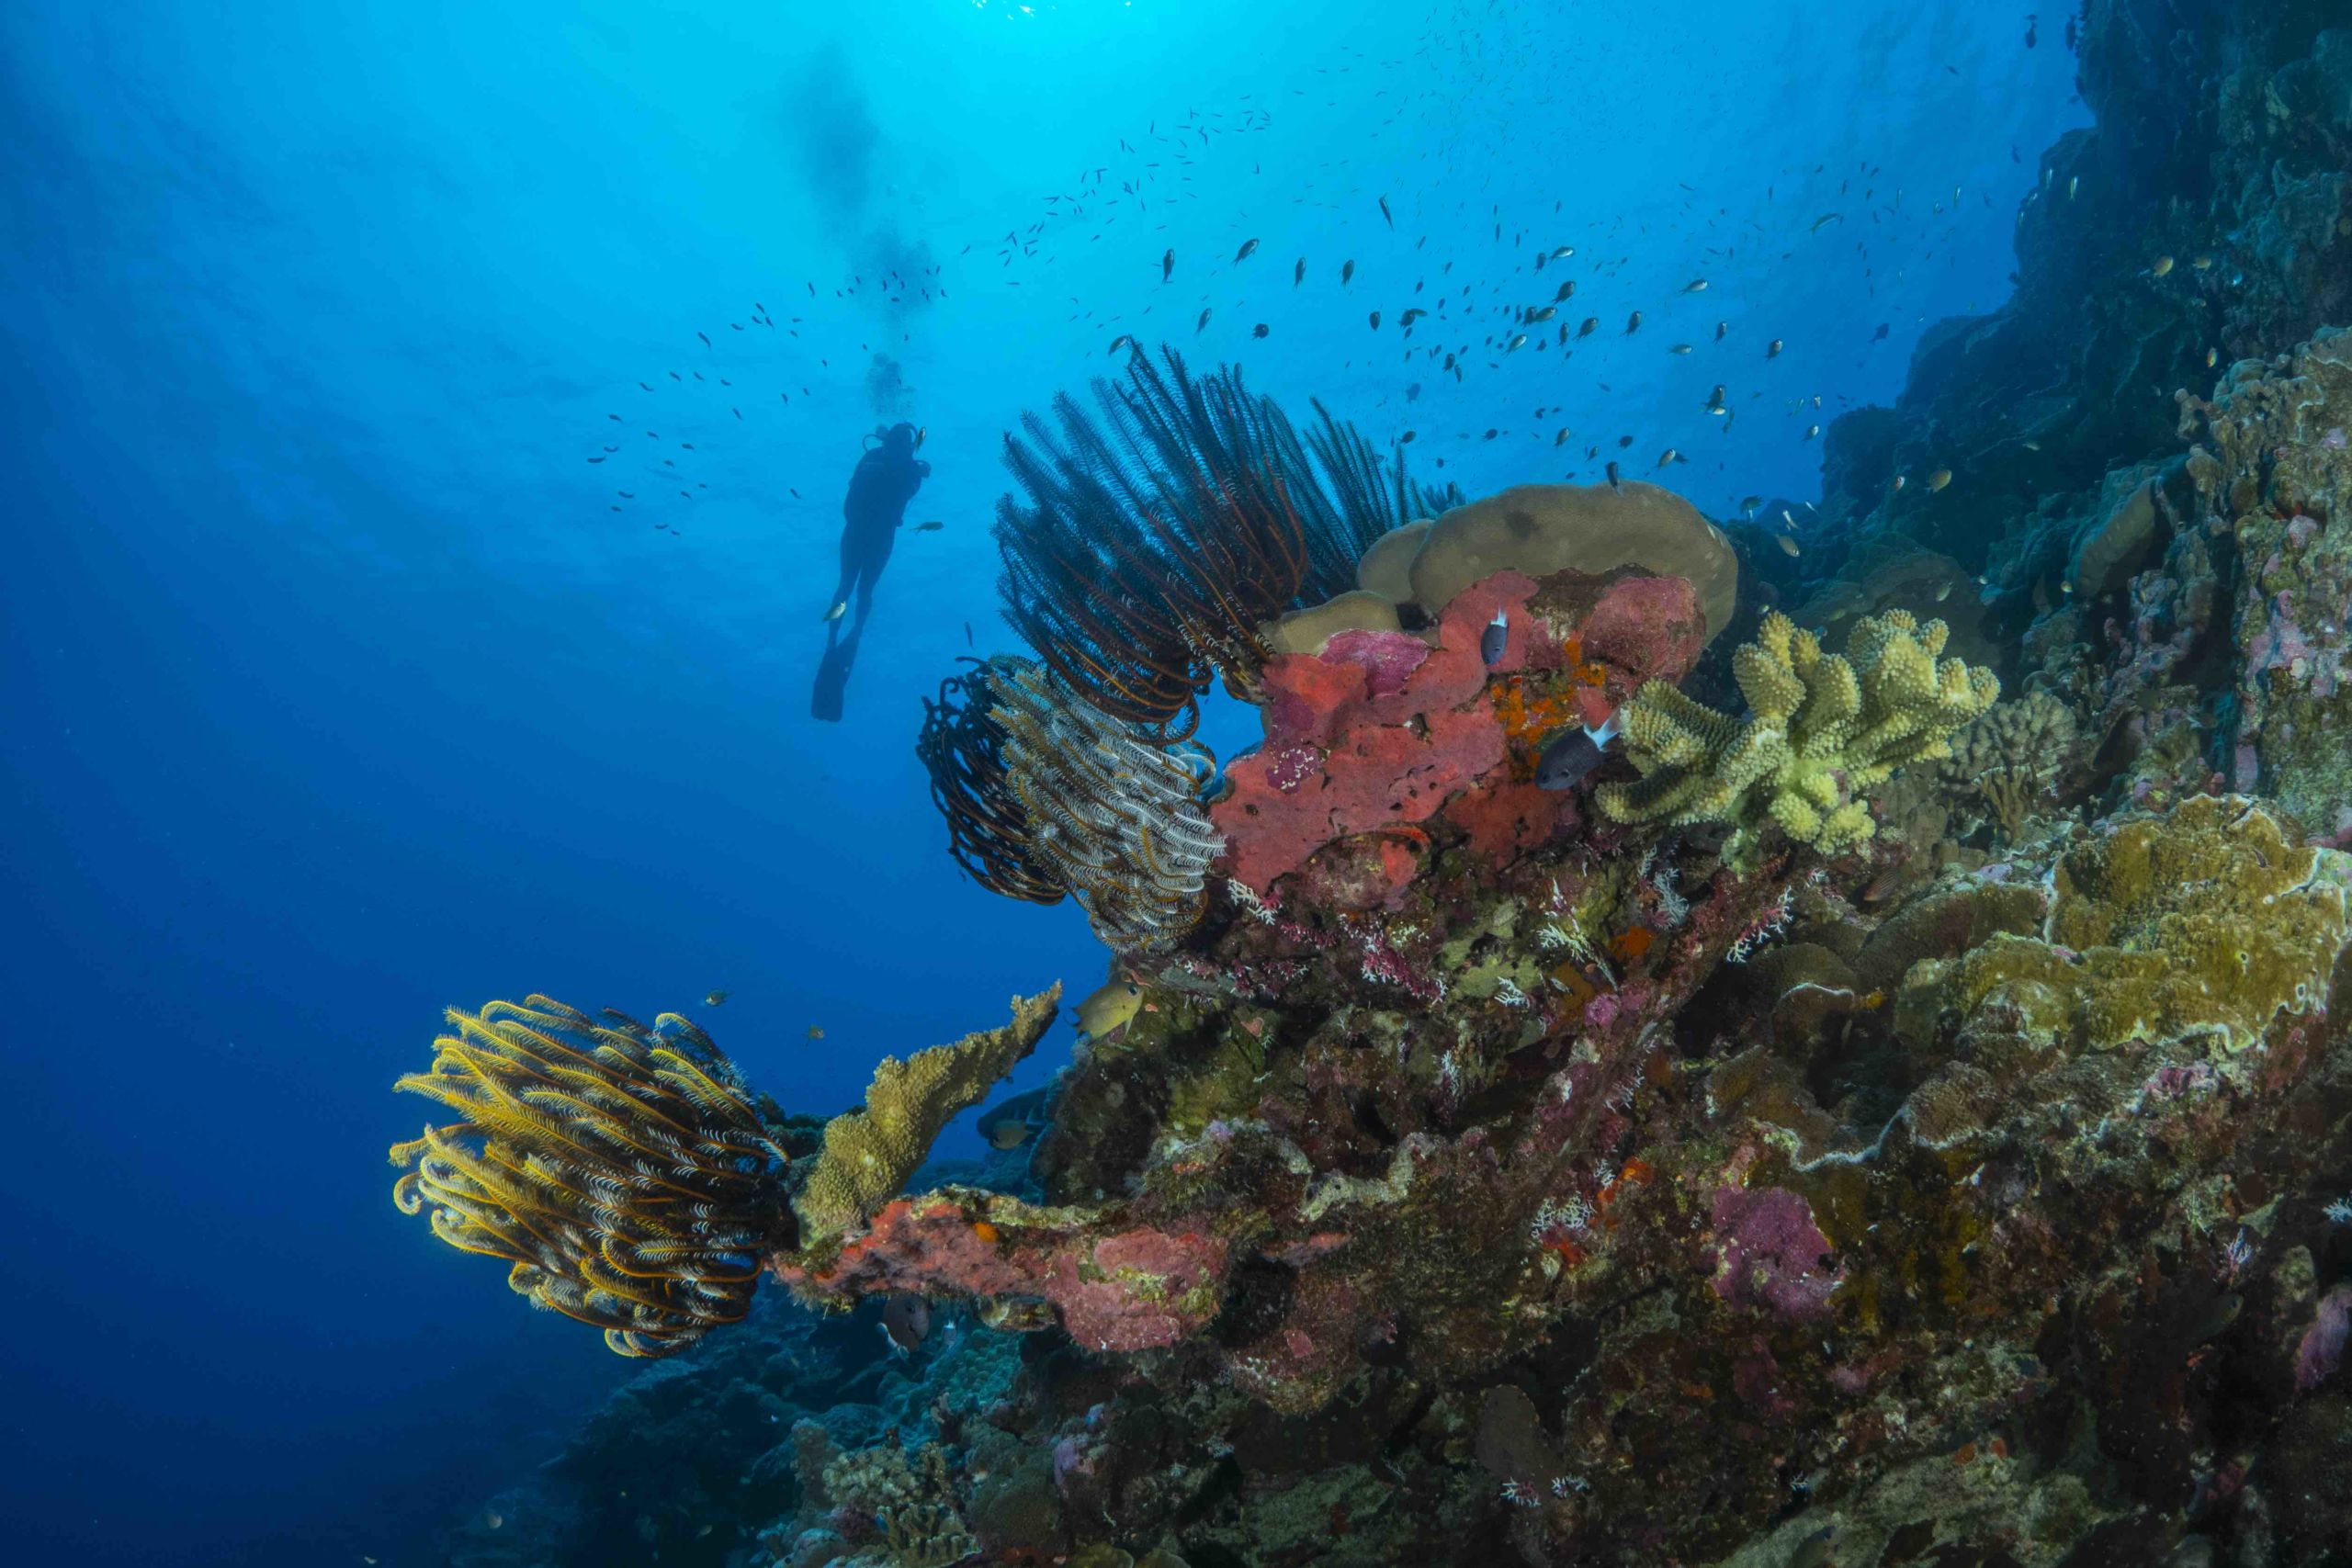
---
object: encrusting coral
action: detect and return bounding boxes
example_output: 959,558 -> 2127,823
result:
388,996 -> 797,1357
793,987 -> 1062,1245
1598,608 -> 1999,869
1928,794 -> 2350,1055
989,659 -> 1224,953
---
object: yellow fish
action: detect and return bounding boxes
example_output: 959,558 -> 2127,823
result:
805,1024 -> 825,1042
1777,535 -> 1802,558
1074,978 -> 1145,1040
2150,254 -> 2174,276
1927,468 -> 1953,492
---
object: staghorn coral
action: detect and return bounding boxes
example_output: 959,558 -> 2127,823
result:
1927,794 -> 2350,1055
1936,689 -> 2085,840
388,997 -> 796,1357
989,659 -> 1224,953
914,655 -> 1066,905
794,987 -> 1062,1244
1598,609 -> 1999,870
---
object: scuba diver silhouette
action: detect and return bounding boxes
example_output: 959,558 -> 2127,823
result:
812,421 -> 929,722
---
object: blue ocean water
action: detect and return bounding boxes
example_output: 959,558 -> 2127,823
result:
0,4 -> 2084,1562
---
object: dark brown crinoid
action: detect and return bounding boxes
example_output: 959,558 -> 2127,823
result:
916,655 -> 1068,905
993,345 -> 1454,740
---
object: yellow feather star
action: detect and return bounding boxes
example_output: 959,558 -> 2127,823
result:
389,996 -> 793,1357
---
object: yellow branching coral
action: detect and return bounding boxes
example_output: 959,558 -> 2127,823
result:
991,659 -> 1224,953
795,986 -> 1062,1244
1598,609 -> 1999,870
389,997 -> 793,1357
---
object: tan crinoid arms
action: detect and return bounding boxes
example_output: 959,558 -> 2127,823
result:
389,997 -> 796,1357
1598,609 -> 1999,871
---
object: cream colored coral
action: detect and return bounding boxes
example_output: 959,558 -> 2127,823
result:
1598,610 -> 1999,870
1403,481 -> 1740,638
794,987 -> 1061,1242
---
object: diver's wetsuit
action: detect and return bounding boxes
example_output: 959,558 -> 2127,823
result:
831,440 -> 928,633
813,424 -> 929,721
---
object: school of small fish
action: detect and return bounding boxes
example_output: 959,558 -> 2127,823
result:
570,6 -> 2148,584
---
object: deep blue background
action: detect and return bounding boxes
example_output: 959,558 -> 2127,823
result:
0,3 -> 2082,1562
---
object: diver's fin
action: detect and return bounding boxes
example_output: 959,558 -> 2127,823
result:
810,637 -> 853,722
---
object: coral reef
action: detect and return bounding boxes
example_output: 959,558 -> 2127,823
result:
1926,794 -> 2349,1056
413,6 -> 2352,1562
2189,326 -> 2352,836
1598,609 -> 2000,870
1403,479 -> 1741,637
1214,564 -> 1706,897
